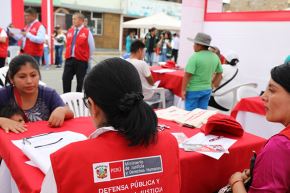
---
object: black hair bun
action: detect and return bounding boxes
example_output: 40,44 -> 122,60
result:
118,92 -> 144,112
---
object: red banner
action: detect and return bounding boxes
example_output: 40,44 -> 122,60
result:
41,0 -> 54,63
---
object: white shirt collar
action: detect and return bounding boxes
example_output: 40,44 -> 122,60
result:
74,25 -> 84,31
89,126 -> 117,139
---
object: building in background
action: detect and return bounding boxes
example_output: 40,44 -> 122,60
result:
23,0 -> 181,50
223,0 -> 290,12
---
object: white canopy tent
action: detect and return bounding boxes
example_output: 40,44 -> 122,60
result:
122,12 -> 181,31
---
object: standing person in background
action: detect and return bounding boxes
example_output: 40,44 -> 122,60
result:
158,31 -> 172,62
181,32 -> 223,111
7,24 -> 20,63
172,33 -> 180,63
15,8 -> 46,64
125,31 -> 135,54
43,34 -> 50,69
63,12 -> 95,93
54,25 -> 66,68
0,27 -> 8,68
7,24 -> 18,46
209,46 -> 226,64
84,18 -> 88,28
145,27 -> 158,66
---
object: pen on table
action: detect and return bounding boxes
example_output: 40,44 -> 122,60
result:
209,136 -> 223,142
34,138 -> 63,148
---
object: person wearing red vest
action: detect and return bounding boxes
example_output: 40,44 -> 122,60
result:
14,8 -> 45,64
62,12 -> 95,93
0,27 -> 8,68
41,58 -> 181,193
226,63 -> 290,193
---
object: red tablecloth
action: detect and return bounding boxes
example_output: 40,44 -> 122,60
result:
0,117 -> 266,193
0,117 -> 96,193
231,96 -> 266,118
151,66 -> 184,97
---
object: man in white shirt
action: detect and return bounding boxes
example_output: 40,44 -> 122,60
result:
126,40 -> 174,107
62,12 -> 95,93
126,40 -> 155,100
172,33 -> 180,63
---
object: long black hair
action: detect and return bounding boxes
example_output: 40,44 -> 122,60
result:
5,54 -> 40,85
84,57 -> 158,146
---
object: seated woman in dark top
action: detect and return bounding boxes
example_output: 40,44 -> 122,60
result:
0,54 -> 73,133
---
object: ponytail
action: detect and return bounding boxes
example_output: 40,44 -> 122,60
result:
84,57 -> 158,147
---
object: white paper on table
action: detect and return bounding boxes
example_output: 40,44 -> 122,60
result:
8,27 -> 22,36
152,69 -> 176,74
182,132 -> 237,160
155,106 -> 189,121
170,132 -> 188,148
12,131 -> 87,174
175,108 -> 217,128
156,107 -> 216,128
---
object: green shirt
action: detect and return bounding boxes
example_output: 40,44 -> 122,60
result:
185,50 -> 223,91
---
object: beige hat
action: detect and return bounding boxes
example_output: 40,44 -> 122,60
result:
187,32 -> 211,46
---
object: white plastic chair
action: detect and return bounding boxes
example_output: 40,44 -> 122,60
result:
60,92 -> 90,117
211,83 -> 258,110
145,87 -> 166,108
0,66 -> 9,87
7,46 -> 20,64
236,85 -> 259,102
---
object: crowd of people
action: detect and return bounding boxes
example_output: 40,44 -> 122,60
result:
0,7 -> 289,193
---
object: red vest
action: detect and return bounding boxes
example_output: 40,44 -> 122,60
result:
0,28 -> 8,58
65,27 -> 90,62
51,131 -> 181,193
23,21 -> 44,57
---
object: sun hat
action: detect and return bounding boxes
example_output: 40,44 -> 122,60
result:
225,51 -> 239,63
187,32 -> 211,46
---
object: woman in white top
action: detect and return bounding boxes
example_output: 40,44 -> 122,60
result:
209,52 -> 239,110
53,25 -> 66,68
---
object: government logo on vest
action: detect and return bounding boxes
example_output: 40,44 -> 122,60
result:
95,165 -> 108,179
79,33 -> 87,38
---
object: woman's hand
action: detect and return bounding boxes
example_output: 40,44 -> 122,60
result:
48,107 -> 66,127
229,171 -> 249,193
0,118 -> 27,133
48,106 -> 74,127
229,172 -> 244,185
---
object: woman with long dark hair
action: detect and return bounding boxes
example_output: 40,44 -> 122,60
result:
0,54 -> 73,132
41,58 -> 180,193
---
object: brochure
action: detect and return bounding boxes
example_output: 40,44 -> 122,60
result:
181,132 -> 237,160
156,106 -> 217,128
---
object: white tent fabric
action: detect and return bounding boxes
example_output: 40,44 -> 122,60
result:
122,12 -> 181,31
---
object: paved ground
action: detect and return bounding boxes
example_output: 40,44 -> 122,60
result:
40,50 -> 121,94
